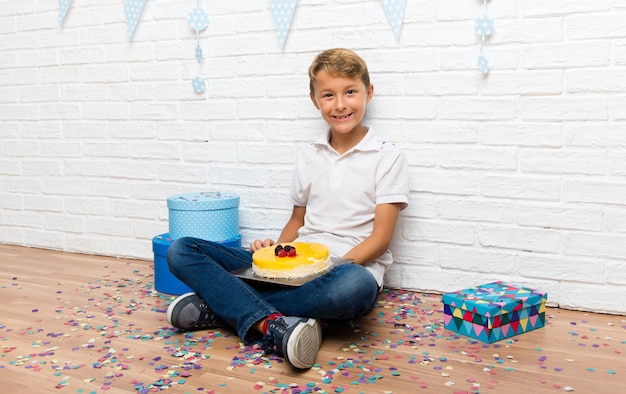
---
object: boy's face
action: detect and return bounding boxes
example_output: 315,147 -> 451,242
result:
310,70 -> 374,136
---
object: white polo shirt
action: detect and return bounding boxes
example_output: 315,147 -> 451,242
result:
290,126 -> 409,287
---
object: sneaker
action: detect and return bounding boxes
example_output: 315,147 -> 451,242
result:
262,316 -> 322,369
166,292 -> 224,331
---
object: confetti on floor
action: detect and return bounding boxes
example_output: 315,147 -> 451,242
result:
1,246 -> 625,393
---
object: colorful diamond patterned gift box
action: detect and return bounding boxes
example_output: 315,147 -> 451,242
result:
442,281 -> 547,343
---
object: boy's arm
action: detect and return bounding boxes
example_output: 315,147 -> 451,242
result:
342,203 -> 402,265
277,206 -> 306,243
250,206 -> 305,252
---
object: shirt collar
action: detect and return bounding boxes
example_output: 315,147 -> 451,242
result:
312,126 -> 382,153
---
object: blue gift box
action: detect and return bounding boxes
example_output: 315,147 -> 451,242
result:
152,233 -> 242,295
442,281 -> 547,343
167,191 -> 239,241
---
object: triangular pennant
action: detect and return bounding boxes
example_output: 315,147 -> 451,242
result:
58,0 -> 73,26
519,307 -> 529,320
473,323 -> 485,337
501,323 -> 510,337
529,314 -> 539,328
380,0 -> 406,41
462,321 -> 473,336
491,327 -> 502,342
269,0 -> 298,50
520,317 -> 529,332
492,315 -> 501,329
453,317 -> 464,330
125,0 -> 147,42
472,313 -> 484,326
530,305 -> 539,316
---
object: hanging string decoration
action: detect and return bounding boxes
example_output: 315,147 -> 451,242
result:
380,0 -> 406,41
269,0 -> 298,50
475,0 -> 494,74
125,0 -> 147,41
187,1 -> 209,94
58,0 -> 73,26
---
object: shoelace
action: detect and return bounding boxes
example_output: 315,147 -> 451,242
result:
260,332 -> 280,355
194,310 -> 215,327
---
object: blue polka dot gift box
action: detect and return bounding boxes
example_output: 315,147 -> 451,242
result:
442,281 -> 547,343
167,191 -> 240,241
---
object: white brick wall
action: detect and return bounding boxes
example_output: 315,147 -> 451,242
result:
1,1 -> 626,314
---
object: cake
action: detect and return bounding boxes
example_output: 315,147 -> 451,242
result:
252,242 -> 331,279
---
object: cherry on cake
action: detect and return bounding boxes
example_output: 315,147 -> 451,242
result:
252,242 -> 331,279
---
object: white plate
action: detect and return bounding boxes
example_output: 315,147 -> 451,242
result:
232,257 -> 353,287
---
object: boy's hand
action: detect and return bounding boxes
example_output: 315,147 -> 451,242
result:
250,239 -> 275,252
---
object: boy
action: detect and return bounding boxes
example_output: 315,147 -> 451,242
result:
166,48 -> 409,370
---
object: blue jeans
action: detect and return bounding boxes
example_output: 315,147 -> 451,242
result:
166,237 -> 379,343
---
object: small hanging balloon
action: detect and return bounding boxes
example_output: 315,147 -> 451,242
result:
192,77 -> 206,94
478,54 -> 490,74
474,15 -> 494,37
187,7 -> 209,31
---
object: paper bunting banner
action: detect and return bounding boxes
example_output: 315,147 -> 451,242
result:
269,0 -> 298,50
58,0 -> 73,26
380,0 -> 406,41
125,0 -> 147,41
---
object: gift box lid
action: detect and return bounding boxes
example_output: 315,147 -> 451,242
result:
152,233 -> 242,254
442,281 -> 547,318
167,191 -> 239,211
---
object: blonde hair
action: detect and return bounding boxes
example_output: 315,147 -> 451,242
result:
308,48 -> 370,94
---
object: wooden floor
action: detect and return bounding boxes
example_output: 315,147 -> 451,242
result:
1,244 -> 624,393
